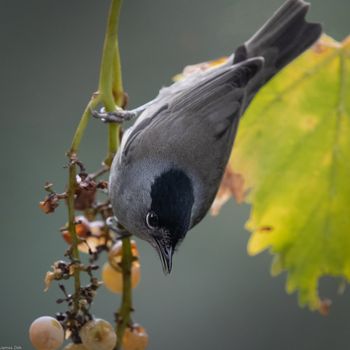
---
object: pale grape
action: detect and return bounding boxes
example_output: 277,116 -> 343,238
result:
102,262 -> 141,294
80,319 -> 116,350
29,316 -> 64,350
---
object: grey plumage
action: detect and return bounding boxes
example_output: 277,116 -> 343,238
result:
108,0 -> 322,273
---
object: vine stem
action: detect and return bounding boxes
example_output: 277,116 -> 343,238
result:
66,88 -> 101,314
99,0 -> 124,167
66,157 -> 80,312
69,96 -> 101,156
115,237 -> 133,349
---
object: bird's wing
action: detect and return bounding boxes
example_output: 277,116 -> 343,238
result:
160,57 -> 264,140
168,57 -> 263,115
120,57 -> 264,160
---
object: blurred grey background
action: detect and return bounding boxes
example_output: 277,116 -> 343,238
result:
0,0 -> 349,349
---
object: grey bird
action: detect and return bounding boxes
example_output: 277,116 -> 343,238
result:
97,0 -> 322,273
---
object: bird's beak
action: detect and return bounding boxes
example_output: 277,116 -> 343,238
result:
154,239 -> 173,274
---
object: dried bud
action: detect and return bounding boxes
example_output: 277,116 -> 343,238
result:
44,271 -> 57,291
39,195 -> 59,214
61,216 -> 90,245
74,175 -> 97,211
61,217 -> 110,255
97,181 -> 109,190
44,261 -> 70,291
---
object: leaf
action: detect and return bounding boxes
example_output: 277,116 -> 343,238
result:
226,35 -> 350,312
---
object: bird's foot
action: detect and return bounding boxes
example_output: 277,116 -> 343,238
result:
91,107 -> 137,123
106,216 -> 131,239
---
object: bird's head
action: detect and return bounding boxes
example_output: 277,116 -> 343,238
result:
110,166 -> 195,273
145,168 -> 194,273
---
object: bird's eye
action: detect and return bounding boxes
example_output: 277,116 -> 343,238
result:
146,211 -> 159,229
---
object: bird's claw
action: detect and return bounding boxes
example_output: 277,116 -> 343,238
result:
106,216 -> 131,238
91,107 -> 136,123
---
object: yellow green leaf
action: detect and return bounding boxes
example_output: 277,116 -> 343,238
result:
229,35 -> 350,311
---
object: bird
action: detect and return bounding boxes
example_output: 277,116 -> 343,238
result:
95,0 -> 322,273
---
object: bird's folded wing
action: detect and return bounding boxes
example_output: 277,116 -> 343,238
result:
168,57 -> 263,112
120,57 -> 264,159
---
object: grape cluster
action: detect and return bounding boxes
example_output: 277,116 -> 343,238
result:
30,316 -> 149,350
35,162 -> 149,350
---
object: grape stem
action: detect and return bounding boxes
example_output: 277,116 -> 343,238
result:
66,156 -> 80,313
115,237 -> 133,349
65,0 -> 133,345
98,0 -> 124,167
67,94 -> 100,313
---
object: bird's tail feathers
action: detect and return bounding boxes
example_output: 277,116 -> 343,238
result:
233,0 -> 322,88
